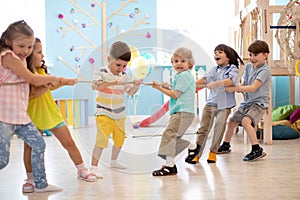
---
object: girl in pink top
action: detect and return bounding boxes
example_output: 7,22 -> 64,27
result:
0,20 -> 61,193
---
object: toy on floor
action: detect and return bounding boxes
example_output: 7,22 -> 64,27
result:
132,122 -> 139,129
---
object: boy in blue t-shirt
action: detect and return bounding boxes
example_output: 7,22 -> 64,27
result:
151,47 -> 196,176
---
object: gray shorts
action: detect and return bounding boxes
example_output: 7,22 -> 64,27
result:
230,103 -> 266,127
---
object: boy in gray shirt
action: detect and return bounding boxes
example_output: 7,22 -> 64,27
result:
218,40 -> 271,161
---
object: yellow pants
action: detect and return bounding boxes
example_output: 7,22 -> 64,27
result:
95,115 -> 126,148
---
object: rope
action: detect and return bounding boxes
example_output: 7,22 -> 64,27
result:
0,80 -> 208,89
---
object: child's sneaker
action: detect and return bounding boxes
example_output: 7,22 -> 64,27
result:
89,166 -> 103,179
243,147 -> 266,161
90,171 -> 103,179
35,184 -> 62,193
185,144 -> 201,164
217,143 -> 231,154
110,160 -> 127,169
22,178 -> 34,193
152,165 -> 178,176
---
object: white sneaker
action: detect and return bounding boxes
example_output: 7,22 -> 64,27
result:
110,160 -> 127,169
35,184 -> 62,193
91,171 -> 103,179
89,167 -> 103,179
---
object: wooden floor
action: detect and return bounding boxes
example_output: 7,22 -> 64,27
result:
1,116 -> 300,200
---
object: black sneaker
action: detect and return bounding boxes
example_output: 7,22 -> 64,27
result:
243,147 -> 266,162
217,143 -> 231,154
185,144 -> 201,164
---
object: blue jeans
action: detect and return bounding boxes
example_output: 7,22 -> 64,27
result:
0,121 -> 48,189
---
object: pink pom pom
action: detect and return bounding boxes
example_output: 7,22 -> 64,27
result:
89,57 -> 95,64
146,32 -> 151,38
70,8 -> 75,14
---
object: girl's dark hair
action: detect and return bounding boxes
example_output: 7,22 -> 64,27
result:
26,37 -> 48,96
214,44 -> 244,68
26,38 -> 48,74
0,20 -> 34,52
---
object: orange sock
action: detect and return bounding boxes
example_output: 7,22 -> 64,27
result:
207,151 -> 216,163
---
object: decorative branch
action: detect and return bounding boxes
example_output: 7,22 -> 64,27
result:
69,0 -> 102,28
58,14 -> 97,48
107,0 -> 138,21
57,56 -> 88,80
119,16 -> 150,40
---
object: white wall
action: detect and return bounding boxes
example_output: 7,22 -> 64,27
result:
1,0 -> 234,64
0,0 -> 45,46
156,0 -> 235,61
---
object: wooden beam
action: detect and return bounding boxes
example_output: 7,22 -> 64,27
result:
240,1 -> 257,21
290,76 -> 295,105
270,68 -> 295,76
269,5 -> 285,13
269,60 -> 296,76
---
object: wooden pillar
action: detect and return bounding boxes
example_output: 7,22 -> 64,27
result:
259,0 -> 272,144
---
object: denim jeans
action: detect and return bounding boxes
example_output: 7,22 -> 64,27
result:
0,121 -> 48,189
